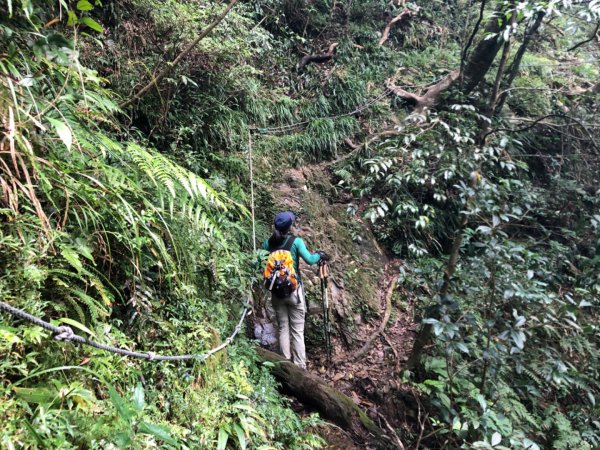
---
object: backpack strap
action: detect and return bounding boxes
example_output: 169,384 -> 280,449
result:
269,235 -> 296,253
282,235 -> 296,252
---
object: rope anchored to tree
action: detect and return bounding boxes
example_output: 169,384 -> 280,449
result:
0,299 -> 251,362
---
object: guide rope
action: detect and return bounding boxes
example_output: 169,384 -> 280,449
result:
250,87 -> 393,135
0,123 -> 264,363
0,299 -> 250,362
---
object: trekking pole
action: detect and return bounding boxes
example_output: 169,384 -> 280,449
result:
319,261 -> 333,363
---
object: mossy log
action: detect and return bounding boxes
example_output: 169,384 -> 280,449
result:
256,348 -> 391,446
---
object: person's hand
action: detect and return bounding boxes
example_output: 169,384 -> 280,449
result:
317,250 -> 331,261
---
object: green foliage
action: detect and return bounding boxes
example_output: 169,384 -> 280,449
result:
0,1 -> 323,448
1,0 -> 599,448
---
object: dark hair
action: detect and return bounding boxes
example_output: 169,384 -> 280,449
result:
268,228 -> 287,248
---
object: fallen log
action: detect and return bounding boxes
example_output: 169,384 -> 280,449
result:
298,43 -> 339,70
256,347 -> 391,447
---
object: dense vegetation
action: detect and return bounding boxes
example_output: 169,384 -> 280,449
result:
1,0 -> 598,448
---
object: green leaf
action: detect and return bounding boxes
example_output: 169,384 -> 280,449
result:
456,342 -> 469,354
108,384 -> 133,423
217,428 -> 229,450
510,330 -> 525,349
132,383 -> 145,412
13,386 -> 55,404
587,392 -> 595,406
476,394 -> 487,411
22,420 -> 45,447
60,246 -> 83,273
233,423 -> 247,450
79,16 -> 104,33
67,9 -> 78,26
138,421 -> 177,445
58,317 -> 96,338
76,0 -> 93,11
0,326 -> 22,345
522,438 -> 540,450
114,431 -> 132,447
48,118 -> 72,150
438,393 -> 452,409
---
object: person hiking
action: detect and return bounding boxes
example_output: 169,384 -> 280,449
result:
263,211 -> 330,369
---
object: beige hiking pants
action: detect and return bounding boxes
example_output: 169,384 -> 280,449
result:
272,284 -> 306,369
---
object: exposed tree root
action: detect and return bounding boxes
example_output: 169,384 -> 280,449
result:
298,43 -> 339,70
350,278 -> 397,361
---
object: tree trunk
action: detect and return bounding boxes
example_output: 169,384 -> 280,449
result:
494,10 -> 546,115
407,173 -> 479,370
387,1 -> 512,113
255,348 -> 390,446
406,215 -> 468,370
488,2 -> 517,114
461,2 -> 507,94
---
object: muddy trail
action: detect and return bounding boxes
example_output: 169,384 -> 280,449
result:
254,165 -> 419,448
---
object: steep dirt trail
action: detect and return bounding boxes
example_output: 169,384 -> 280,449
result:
258,163 -> 418,447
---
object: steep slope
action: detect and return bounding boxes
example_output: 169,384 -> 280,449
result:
253,161 -> 418,444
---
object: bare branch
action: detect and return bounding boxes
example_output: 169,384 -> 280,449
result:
386,70 -> 460,113
120,0 -> 238,109
379,9 -> 413,46
298,43 -> 339,69
483,114 -> 600,151
567,21 -> 600,52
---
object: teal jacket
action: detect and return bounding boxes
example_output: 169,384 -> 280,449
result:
262,235 -> 321,281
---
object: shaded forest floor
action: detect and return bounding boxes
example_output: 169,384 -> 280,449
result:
255,164 -> 419,447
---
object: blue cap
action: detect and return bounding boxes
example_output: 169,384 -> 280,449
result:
274,211 -> 295,232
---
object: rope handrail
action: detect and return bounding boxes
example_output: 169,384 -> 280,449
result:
0,112 -> 259,363
0,299 -> 251,362
249,87 -> 393,135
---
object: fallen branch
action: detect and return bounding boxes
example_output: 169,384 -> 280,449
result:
377,411 -> 406,450
255,347 -> 389,444
343,137 -> 359,150
386,70 -> 460,113
351,278 -> 397,361
298,43 -> 339,70
120,0 -> 238,108
567,21 -> 599,52
382,331 -> 399,362
379,9 -> 413,46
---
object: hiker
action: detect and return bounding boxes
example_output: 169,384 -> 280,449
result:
263,211 -> 330,369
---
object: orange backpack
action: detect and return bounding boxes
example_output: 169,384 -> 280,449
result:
263,236 -> 298,298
